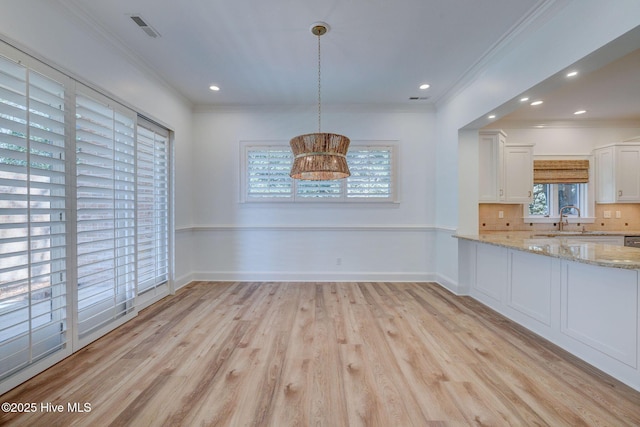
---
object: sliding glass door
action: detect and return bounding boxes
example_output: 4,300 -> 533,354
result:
75,89 -> 137,341
136,119 -> 169,298
0,55 -> 68,380
0,42 -> 173,392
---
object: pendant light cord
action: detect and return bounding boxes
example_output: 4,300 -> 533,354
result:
317,33 -> 322,133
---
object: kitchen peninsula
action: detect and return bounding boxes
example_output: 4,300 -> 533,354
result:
456,232 -> 640,391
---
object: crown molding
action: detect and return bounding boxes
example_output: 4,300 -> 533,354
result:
56,0 -> 193,109
434,0 -> 570,108
193,102 -> 435,114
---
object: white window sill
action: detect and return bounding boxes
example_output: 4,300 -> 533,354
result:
523,216 -> 595,224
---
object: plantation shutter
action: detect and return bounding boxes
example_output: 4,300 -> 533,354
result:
533,160 -> 589,184
0,55 -> 68,379
136,119 -> 169,294
347,146 -> 393,198
296,179 -> 342,198
246,147 -> 293,199
76,88 -> 136,340
242,143 -> 397,201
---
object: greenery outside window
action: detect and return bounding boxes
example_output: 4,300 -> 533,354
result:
525,158 -> 593,223
526,183 -> 592,222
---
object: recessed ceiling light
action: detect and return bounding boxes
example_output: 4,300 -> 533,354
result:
488,114 -> 496,119
574,110 -> 587,115
566,71 -> 578,77
534,124 -> 546,128
520,97 -> 529,102
419,84 -> 430,90
530,100 -> 543,106
209,85 -> 220,91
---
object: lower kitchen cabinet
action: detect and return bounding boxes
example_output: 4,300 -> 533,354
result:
459,238 -> 640,391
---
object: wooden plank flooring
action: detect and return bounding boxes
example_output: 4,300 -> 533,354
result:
2,281 -> 640,426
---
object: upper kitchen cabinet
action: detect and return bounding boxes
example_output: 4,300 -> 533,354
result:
594,143 -> 640,203
479,130 -> 533,204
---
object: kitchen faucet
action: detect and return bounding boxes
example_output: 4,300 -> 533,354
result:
559,205 -> 580,231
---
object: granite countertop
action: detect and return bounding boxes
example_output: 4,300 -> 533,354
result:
455,232 -> 640,270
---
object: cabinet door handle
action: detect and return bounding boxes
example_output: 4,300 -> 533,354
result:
500,189 -> 503,196
619,190 -> 623,197
528,191 -> 532,197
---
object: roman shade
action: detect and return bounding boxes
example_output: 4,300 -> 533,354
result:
533,160 -> 589,184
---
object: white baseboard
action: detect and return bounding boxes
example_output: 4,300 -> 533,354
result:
191,270 -> 436,283
0,349 -> 72,396
431,273 -> 463,295
174,272 -> 195,290
177,271 -> 462,298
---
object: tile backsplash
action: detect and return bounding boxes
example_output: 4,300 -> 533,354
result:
479,203 -> 640,233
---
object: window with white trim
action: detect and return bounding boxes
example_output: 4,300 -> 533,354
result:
525,158 -> 593,222
246,147 -> 292,200
527,183 -> 587,218
241,141 -> 397,202
346,146 -> 393,198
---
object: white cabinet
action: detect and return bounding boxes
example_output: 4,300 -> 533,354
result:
458,238 -> 640,391
617,145 -> 640,201
503,144 -> 534,204
561,262 -> 638,368
478,130 -> 505,202
479,130 -> 533,204
594,143 -> 640,203
594,146 -> 615,203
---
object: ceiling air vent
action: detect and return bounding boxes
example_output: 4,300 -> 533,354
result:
409,96 -> 430,101
130,15 -> 160,38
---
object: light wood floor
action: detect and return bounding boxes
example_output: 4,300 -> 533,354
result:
2,281 -> 640,426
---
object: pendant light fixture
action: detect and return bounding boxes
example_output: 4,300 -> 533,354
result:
290,23 -> 350,180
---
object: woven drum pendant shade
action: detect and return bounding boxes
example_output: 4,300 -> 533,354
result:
290,133 -> 350,180
290,22 -> 350,180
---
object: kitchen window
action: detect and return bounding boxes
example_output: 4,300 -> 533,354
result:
527,183 -> 586,217
524,158 -> 594,223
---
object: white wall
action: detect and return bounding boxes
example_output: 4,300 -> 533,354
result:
3,0 -> 639,290
436,0 -> 640,292
0,1 -> 440,286
0,0 -> 195,286
188,105 -> 440,282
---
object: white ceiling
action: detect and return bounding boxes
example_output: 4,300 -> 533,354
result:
58,0 -> 546,107
490,45 -> 640,127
